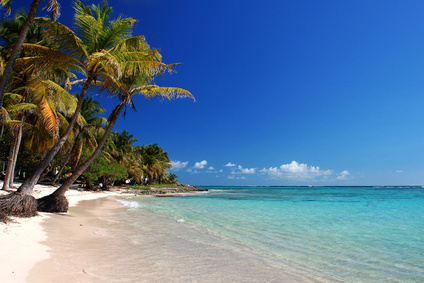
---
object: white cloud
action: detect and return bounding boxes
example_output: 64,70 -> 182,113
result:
208,166 -> 215,170
194,160 -> 208,169
237,165 -> 256,174
396,170 -> 403,173
225,162 -> 236,167
336,170 -> 351,180
228,175 -> 246,180
171,160 -> 188,171
260,161 -> 333,180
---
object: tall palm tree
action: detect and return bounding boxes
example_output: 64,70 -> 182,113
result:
15,0 -> 142,195
137,144 -> 172,185
0,10 -> 73,191
0,0 -> 138,219
51,95 -> 106,184
0,0 -> 60,109
38,35 -> 194,212
101,130 -> 139,184
105,130 -> 137,163
1,78 -> 76,190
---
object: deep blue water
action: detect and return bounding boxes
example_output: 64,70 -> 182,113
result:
123,186 -> 424,282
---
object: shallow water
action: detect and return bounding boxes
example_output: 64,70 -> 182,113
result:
32,187 -> 424,282
121,186 -> 424,282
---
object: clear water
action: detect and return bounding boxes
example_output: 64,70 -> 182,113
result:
122,186 -> 424,282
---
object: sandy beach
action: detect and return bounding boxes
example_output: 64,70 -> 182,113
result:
0,182 -> 123,283
1,183 -> 302,283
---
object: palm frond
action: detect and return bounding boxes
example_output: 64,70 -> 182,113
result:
38,99 -> 58,136
28,78 -> 77,117
0,0 -> 11,15
0,107 -> 9,122
6,102 -> 38,116
34,17 -> 88,59
17,43 -> 85,74
3,92 -> 23,106
38,79 -> 77,116
88,49 -> 122,78
99,17 -> 136,50
43,0 -> 61,20
137,85 -> 195,101
5,120 -> 34,131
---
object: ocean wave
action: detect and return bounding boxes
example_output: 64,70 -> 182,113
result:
117,199 -> 141,209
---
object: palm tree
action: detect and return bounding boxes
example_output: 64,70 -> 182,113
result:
51,96 -> 106,184
101,130 -> 139,185
0,0 -> 60,109
15,0 -> 140,195
0,0 -> 131,219
1,78 -> 76,190
0,10 -> 74,191
104,130 -> 137,164
38,35 -> 194,212
137,144 -> 172,185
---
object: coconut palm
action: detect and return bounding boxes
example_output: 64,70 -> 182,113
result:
1,78 -> 76,190
0,0 -> 60,110
0,0 -> 140,219
51,96 -> 106,184
0,9 -> 74,191
14,0 -> 144,195
37,34 -> 194,212
137,143 -> 172,185
104,130 -> 137,164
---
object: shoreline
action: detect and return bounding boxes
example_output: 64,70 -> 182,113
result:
26,192 -> 304,282
28,196 -> 127,282
0,182 -> 124,282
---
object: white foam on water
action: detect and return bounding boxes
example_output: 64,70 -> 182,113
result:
117,199 -> 141,209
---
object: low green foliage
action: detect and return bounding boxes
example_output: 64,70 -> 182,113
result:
128,185 -> 151,190
127,184 -> 182,190
149,184 -> 181,189
83,154 -> 127,184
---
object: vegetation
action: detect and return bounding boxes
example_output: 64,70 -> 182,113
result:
0,0 -> 194,221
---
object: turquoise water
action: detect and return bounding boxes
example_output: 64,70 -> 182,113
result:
122,186 -> 424,282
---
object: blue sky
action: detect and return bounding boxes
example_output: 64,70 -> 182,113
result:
6,0 -> 424,186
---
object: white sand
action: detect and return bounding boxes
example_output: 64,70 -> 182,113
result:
0,181 -> 121,283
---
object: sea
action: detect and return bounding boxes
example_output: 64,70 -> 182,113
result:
103,186 -> 424,282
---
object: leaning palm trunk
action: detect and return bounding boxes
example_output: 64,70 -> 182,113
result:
38,102 -> 125,212
0,124 -> 36,220
17,77 -> 93,195
0,77 -> 93,219
8,124 -> 22,187
2,125 -> 22,191
51,134 -> 80,185
0,0 -> 42,109
2,129 -> 17,191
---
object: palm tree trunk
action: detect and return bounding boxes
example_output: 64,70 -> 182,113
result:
8,125 -> 22,187
2,130 -> 17,191
0,0 -> 42,109
17,77 -> 94,194
51,135 -> 80,184
2,125 -> 22,190
38,102 -> 125,212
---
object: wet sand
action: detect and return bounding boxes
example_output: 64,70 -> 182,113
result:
28,197 -> 126,282
27,194 -> 313,283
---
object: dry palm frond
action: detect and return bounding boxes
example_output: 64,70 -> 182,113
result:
17,43 -> 85,74
43,0 -> 61,21
0,106 -> 9,122
0,0 -> 11,15
88,49 -> 122,79
35,17 -> 88,59
137,85 -> 195,101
